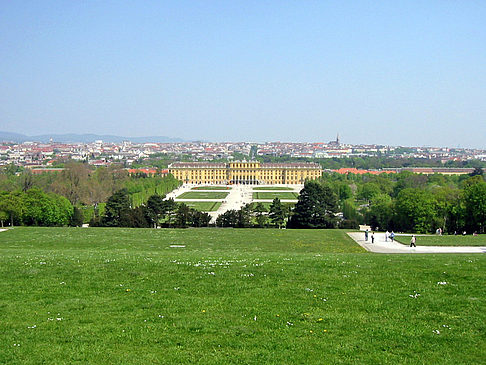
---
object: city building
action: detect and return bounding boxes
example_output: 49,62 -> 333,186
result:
168,161 -> 322,185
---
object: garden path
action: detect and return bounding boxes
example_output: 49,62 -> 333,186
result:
347,232 -> 486,254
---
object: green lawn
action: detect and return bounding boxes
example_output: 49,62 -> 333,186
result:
177,191 -> 229,200
395,234 -> 486,247
0,227 -> 485,364
252,191 -> 299,200
183,201 -> 222,212
253,186 -> 294,191
191,186 -> 231,190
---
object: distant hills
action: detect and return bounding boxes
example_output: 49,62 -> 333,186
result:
0,131 -> 185,144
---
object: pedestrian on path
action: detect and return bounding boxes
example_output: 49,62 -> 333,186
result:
385,230 -> 389,242
371,232 -> 375,243
410,235 -> 416,247
365,229 -> 369,241
390,231 -> 395,242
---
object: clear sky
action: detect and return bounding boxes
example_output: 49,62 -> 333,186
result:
1,1 -> 485,147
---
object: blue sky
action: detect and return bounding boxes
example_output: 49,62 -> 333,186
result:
1,1 -> 485,147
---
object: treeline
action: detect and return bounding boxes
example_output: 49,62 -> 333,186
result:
0,162 -> 181,226
318,168 -> 486,234
257,155 -> 486,170
0,189 -> 73,227
2,162 -> 485,234
90,189 -> 211,228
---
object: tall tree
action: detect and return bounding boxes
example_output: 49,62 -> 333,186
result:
190,210 -> 211,227
102,189 -> 131,227
146,194 -> 166,228
394,188 -> 437,233
288,181 -> 338,229
463,180 -> 486,233
268,198 -> 286,229
175,203 -> 191,228
162,198 -> 177,228
253,202 -> 268,228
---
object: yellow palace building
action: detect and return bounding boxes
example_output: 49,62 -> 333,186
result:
168,161 -> 322,185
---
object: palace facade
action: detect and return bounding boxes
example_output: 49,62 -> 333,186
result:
168,161 -> 322,185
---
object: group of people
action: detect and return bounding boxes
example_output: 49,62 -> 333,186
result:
364,229 -> 416,247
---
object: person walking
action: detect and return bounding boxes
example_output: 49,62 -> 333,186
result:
390,231 -> 395,242
385,230 -> 389,242
410,235 -> 416,247
365,229 -> 369,241
371,232 -> 375,243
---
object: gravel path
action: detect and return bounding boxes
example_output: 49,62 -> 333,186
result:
347,231 -> 486,254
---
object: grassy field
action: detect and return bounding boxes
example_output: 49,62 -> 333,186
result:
395,234 -> 486,247
253,187 -> 294,191
183,201 -> 222,212
252,192 -> 299,200
0,228 -> 485,364
177,191 -> 229,200
191,186 -> 231,190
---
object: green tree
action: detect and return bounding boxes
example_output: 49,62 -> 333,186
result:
162,198 -> 177,228
288,181 -> 338,229
216,209 -> 238,227
394,188 -> 437,233
175,203 -> 191,228
190,210 -> 211,227
366,193 -> 393,231
146,194 -> 166,228
268,198 -> 286,228
0,191 -> 22,226
102,189 -> 131,227
237,204 -> 252,228
71,206 -> 84,227
253,202 -> 268,228
463,180 -> 486,233
357,182 -> 380,203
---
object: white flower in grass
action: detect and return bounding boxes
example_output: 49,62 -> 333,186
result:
437,281 -> 448,285
433,329 -> 440,335
286,322 -> 293,326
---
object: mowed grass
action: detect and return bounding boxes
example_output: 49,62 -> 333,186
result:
183,201 -> 222,212
191,186 -> 230,190
252,191 -> 299,200
177,191 -> 229,200
253,186 -> 294,191
0,228 -> 485,364
395,234 -> 486,247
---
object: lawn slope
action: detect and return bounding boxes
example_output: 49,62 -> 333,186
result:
0,228 -> 484,364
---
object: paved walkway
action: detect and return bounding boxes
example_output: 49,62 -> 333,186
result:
347,232 -> 486,254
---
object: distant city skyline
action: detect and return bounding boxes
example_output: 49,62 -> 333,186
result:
1,129 -> 484,150
1,2 -> 485,148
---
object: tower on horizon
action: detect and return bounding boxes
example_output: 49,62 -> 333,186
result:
329,133 -> 340,146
